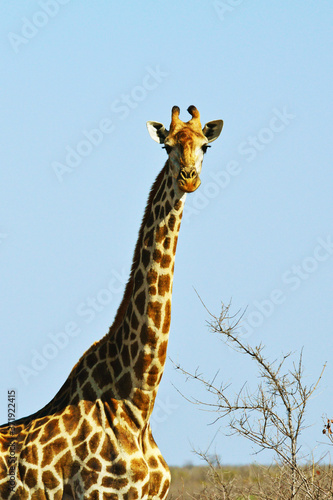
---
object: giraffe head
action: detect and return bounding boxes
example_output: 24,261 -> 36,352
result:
147,105 -> 223,193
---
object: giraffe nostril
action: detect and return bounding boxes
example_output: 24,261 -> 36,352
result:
179,169 -> 196,180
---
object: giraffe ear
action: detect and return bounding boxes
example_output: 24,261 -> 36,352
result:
202,120 -> 224,143
146,121 -> 169,143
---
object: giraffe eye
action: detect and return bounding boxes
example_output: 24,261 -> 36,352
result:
202,144 -> 210,153
162,145 -> 173,154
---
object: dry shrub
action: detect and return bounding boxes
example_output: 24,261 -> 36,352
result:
172,301 -> 332,499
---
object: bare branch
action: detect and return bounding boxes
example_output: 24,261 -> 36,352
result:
173,300 -> 328,499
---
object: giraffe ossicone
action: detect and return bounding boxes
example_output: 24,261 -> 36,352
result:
0,106 -> 223,499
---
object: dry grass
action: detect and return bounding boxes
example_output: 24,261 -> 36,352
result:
167,464 -> 333,499
167,464 -> 255,499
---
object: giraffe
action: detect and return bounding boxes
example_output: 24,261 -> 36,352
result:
0,105 -> 223,500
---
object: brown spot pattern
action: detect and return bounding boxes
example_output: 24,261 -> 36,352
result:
126,487 -> 139,499
165,200 -> 171,214
131,311 -> 139,330
89,432 -> 101,454
89,491 -> 99,500
86,351 -> 98,366
135,290 -> 146,316
25,468 -> 38,488
155,225 -> 168,243
100,435 -> 119,461
42,470 -> 59,490
163,237 -> 171,249
144,229 -> 154,247
130,458 -> 148,482
162,299 -> 171,333
158,274 -> 171,296
147,269 -> 157,284
132,389 -> 150,410
147,365 -> 160,386
140,326 -> 158,349
153,249 -> 162,263
102,476 -> 128,489
147,301 -> 162,329
72,420 -> 92,446
149,470 -> 163,496
161,478 -> 171,498
160,255 -> 171,269
134,352 -> 154,379
109,458 -> 126,476
113,426 -> 137,455
87,457 -> 102,472
130,340 -> 139,360
21,444 -> 38,464
99,341 -> 107,360
121,344 -> 130,367
173,235 -> 178,255
75,441 -> 89,461
40,420 -> 60,445
82,468 -> 99,490
168,213 -> 176,230
174,200 -> 182,211
41,446 -> 53,468
116,371 -> 132,399
91,364 -> 107,389
112,357 -> 123,379
148,456 -> 159,468
141,248 -> 150,267
158,341 -> 168,364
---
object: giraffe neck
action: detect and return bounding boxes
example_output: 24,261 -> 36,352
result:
105,161 -> 185,419
30,162 -> 186,429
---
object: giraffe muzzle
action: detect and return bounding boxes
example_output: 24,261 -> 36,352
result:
177,169 -> 201,193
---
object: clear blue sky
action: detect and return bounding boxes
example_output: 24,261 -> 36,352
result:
1,1 -> 333,466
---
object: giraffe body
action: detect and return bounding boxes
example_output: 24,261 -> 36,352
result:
0,106 -> 223,499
